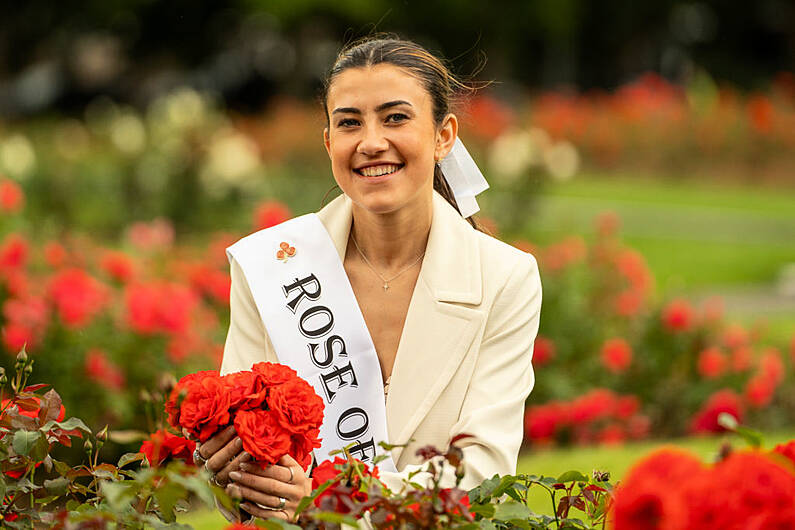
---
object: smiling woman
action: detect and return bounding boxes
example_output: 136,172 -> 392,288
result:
201,36 -> 543,524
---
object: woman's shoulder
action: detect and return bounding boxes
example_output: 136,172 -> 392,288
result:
473,229 -> 539,277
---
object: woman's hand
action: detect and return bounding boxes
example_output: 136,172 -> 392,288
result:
190,425 -> 251,487
226,454 -> 312,522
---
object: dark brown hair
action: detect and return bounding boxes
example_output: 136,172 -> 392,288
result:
321,36 -> 481,230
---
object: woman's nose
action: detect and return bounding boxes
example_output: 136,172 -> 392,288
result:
356,125 -> 389,155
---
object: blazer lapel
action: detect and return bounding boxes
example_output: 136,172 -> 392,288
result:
317,192 -> 485,463
385,193 -> 484,462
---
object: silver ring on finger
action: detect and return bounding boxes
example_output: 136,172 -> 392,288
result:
287,467 -> 294,484
204,461 -> 217,480
193,447 -> 207,466
277,497 -> 287,510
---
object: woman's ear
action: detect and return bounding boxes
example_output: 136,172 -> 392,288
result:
435,113 -> 459,161
323,128 -> 331,158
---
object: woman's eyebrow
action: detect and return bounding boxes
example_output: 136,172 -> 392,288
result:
331,100 -> 413,115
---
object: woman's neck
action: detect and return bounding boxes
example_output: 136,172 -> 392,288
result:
349,194 -> 432,271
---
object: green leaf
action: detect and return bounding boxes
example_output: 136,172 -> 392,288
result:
12,429 -> 43,457
44,476 -> 69,496
494,500 -> 532,521
41,417 -> 91,435
100,481 -> 136,511
556,470 -> 589,483
469,502 -> 496,518
53,459 -> 71,477
493,474 -> 518,497
154,482 -> 184,522
313,512 -> 359,526
478,521 -> 498,530
168,471 -> 215,507
117,452 -> 145,468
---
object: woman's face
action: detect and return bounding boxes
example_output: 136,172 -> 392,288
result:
324,63 -> 456,215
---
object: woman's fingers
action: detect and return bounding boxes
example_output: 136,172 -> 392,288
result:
206,435 -> 243,476
215,449 -> 252,484
239,501 -> 289,521
229,472 -> 295,501
238,461 -> 293,483
196,425 -> 236,463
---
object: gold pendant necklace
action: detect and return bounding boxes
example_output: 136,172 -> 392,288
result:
351,234 -> 425,292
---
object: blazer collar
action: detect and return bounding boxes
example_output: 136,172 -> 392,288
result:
316,191 -> 483,305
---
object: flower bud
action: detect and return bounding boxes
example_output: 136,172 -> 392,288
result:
16,350 -> 28,363
23,364 -> 33,376
0,375 -> 6,386
96,425 -> 108,443
84,440 -> 93,453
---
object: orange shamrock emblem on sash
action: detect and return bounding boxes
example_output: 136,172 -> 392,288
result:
276,241 -> 296,262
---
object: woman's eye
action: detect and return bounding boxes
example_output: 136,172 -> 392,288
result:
337,118 -> 359,128
386,113 -> 409,124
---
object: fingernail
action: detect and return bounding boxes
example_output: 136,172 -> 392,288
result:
227,484 -> 241,498
229,471 -> 242,481
239,462 -> 250,471
240,451 -> 251,461
235,437 -> 243,448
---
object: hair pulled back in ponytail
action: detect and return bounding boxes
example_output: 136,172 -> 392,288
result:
321,35 -> 481,231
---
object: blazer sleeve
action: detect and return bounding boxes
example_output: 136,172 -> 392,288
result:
452,253 -> 541,489
220,256 -> 278,377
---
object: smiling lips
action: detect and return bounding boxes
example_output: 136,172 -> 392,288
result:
354,163 -> 404,177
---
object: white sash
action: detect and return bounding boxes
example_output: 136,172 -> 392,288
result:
226,214 -> 397,471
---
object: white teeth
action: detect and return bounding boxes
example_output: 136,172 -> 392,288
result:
359,164 -> 400,177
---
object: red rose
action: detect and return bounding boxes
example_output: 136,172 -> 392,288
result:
269,378 -> 325,435
223,370 -> 269,411
772,441 -> 795,469
166,370 -> 231,442
250,361 -> 300,387
234,409 -> 291,466
140,429 -> 196,467
311,457 -> 380,514
290,429 -> 322,470
612,448 -> 704,530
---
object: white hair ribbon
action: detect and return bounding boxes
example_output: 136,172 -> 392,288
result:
439,137 -> 489,218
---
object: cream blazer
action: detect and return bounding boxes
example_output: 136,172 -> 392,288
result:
221,191 -> 542,490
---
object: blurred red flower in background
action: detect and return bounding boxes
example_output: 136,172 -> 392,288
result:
744,374 -> 775,408
600,338 -> 633,373
48,268 -> 108,328
730,346 -> 752,373
0,179 -> 24,213
463,94 -> 514,140
2,295 -> 48,353
100,250 -> 137,283
689,389 -> 743,434
532,336 -> 556,367
253,200 -> 291,231
696,347 -> 727,379
0,234 -> 28,271
84,348 -> 125,391
127,218 -> 174,252
124,282 -> 198,335
746,94 -> 774,133
661,298 -> 693,333
43,242 -> 67,268
721,324 -> 748,350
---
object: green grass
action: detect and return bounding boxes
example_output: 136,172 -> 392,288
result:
179,431 -> 795,527
515,173 -> 795,290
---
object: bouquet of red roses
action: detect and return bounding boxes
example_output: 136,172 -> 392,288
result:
165,362 -> 324,469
